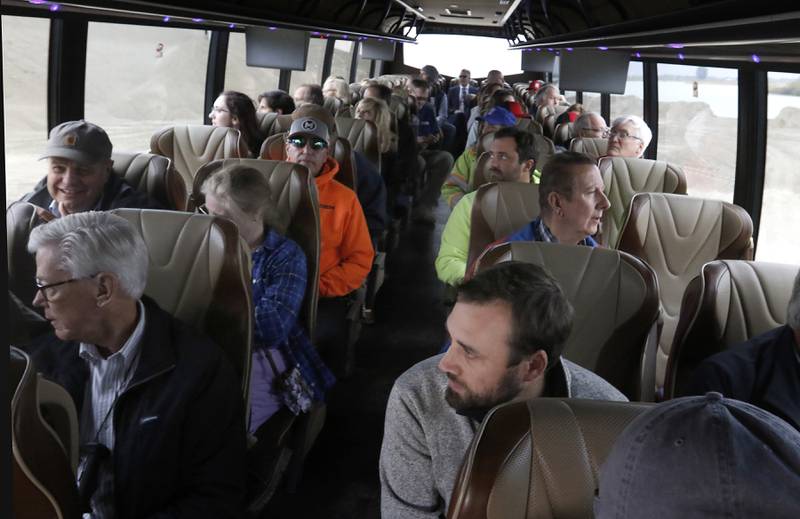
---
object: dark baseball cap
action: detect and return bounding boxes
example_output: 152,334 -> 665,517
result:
594,392 -> 800,519
40,120 -> 112,164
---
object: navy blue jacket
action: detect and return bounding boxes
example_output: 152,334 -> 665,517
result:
447,85 -> 478,114
22,297 -> 247,518
687,324 -> 800,431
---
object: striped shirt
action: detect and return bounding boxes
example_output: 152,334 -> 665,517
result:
78,300 -> 146,519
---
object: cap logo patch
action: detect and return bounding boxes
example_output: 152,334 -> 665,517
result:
63,133 -> 77,146
302,120 -> 317,131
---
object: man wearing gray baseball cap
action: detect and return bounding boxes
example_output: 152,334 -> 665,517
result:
594,392 -> 800,518
21,120 -> 160,216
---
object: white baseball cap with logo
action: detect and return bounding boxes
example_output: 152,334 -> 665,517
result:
287,117 -> 330,144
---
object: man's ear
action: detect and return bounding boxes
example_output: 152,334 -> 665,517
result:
521,159 -> 535,176
520,350 -> 548,382
547,191 -> 563,215
94,272 -> 118,308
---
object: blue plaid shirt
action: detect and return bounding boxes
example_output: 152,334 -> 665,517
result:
507,217 -> 598,247
252,229 -> 335,404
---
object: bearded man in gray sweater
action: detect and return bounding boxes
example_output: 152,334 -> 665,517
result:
379,261 -> 627,518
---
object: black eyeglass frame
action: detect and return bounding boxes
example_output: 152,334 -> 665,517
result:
286,135 -> 329,150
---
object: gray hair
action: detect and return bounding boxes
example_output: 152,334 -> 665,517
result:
787,271 -> 800,330
574,112 -> 605,135
27,211 -> 148,299
533,83 -> 558,107
611,114 -> 653,152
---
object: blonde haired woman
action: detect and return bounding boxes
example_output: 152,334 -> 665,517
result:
355,96 -> 394,155
322,76 -> 351,103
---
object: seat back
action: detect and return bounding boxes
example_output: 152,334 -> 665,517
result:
255,111 -> 281,137
448,398 -> 652,519
110,209 -> 253,401
543,113 -> 557,138
570,137 -> 608,160
149,125 -> 246,192
475,241 -> 660,399
470,152 -> 492,191
515,117 -> 543,136
553,122 -> 574,147
533,134 -> 555,171
335,117 -> 381,171
389,94 -> 409,124
598,156 -> 688,248
617,193 -> 753,390
667,260 -> 800,398
259,132 -> 357,191
11,347 -> 81,519
466,182 -> 540,269
7,202 -> 54,311
111,151 -> 187,211
193,159 -> 321,338
323,95 -> 343,117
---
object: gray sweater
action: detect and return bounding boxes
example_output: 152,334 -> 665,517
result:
379,354 -> 626,518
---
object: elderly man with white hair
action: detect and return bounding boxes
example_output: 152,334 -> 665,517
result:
686,270 -> 800,432
22,211 -> 246,518
606,115 -> 652,158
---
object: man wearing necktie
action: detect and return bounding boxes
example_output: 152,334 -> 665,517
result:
448,69 -> 479,154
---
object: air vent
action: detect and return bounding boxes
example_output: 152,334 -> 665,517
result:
445,8 -> 472,16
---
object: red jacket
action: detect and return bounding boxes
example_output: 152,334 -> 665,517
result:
315,157 -> 375,297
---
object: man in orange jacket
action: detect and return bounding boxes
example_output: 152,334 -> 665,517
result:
285,105 -> 374,372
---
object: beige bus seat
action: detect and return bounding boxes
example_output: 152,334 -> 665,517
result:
534,104 -> 556,125
334,117 -> 381,173
553,122 -> 574,147
255,111 -> 281,137
543,113 -> 558,138
111,151 -> 187,211
617,193 -> 753,394
193,158 -> 320,339
516,117 -> 543,136
447,398 -> 653,519
259,132 -> 357,191
7,202 -> 54,311
11,347 -> 81,519
389,94 -> 409,124
533,134 -> 555,171
666,260 -> 800,399
474,241 -> 660,400
597,156 -> 688,248
110,209 -> 253,403
466,182 -> 540,271
323,95 -> 343,118
469,152 -> 492,192
149,125 -> 247,193
570,137 -> 608,161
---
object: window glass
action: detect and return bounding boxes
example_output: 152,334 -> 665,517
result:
289,37 -> 326,93
84,23 -> 209,153
610,61 -> 643,122
404,34 -> 523,76
657,64 -> 737,201
355,55 -> 372,82
563,90 -> 576,104
3,16 -> 50,205
582,92 -> 601,113
330,39 -> 354,81
756,72 -> 800,262
224,32 -> 280,100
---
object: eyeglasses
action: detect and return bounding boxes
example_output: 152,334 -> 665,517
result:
35,275 -> 96,301
459,75 -> 468,78
585,127 -> 610,137
608,129 -> 642,142
286,136 -> 328,150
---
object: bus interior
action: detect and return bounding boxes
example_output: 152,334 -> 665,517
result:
5,0 -> 800,517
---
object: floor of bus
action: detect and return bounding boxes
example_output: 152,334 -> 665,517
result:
266,201 -> 451,518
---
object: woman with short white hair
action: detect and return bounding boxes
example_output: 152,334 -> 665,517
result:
322,76 -> 351,104
607,115 -> 652,158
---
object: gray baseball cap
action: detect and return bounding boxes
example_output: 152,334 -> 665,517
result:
287,117 -> 330,144
40,120 -> 112,164
594,392 -> 800,518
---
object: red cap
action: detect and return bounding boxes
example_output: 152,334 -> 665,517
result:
505,100 -> 527,119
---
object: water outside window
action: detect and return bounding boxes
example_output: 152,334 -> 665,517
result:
657,64 -> 738,202
756,72 -> 800,263
3,16 -> 50,205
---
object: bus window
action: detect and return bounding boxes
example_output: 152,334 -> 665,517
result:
582,92 -> 601,113
756,72 -> 800,263
330,39 -> 354,80
225,32 -> 280,99
3,15 -> 49,206
84,23 -> 209,153
563,91 -> 577,104
289,37 -> 326,93
657,64 -> 738,202
610,61 -> 643,121
355,53 -> 371,82
403,34 -> 523,77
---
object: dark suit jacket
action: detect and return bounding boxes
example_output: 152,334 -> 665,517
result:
686,324 -> 800,431
447,85 -> 478,114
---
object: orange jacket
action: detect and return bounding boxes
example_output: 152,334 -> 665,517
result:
315,157 -> 375,297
